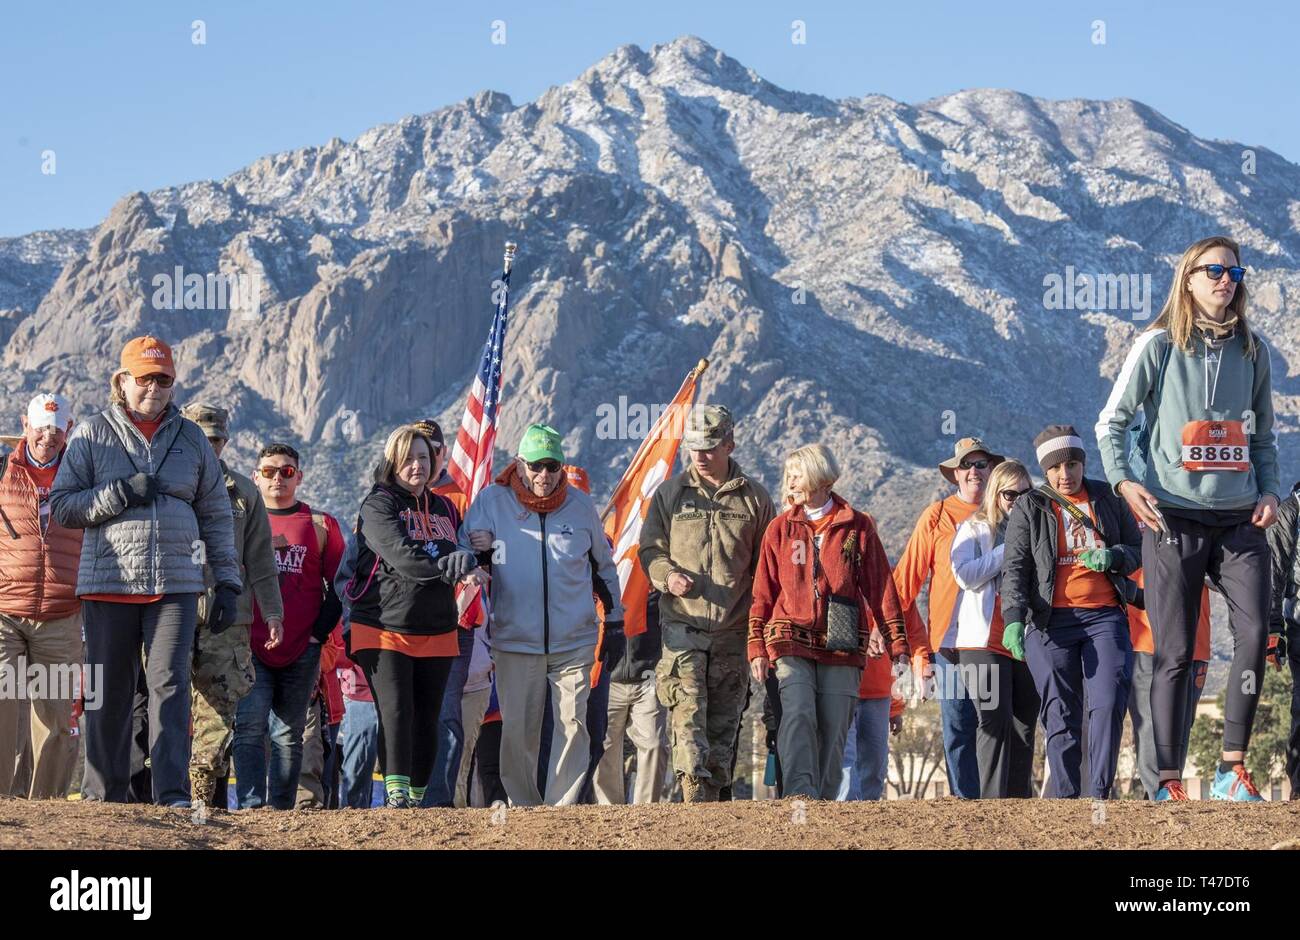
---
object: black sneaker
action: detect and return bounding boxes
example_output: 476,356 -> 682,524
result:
384,793 -> 412,809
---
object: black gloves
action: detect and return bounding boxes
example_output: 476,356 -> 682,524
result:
437,550 -> 478,584
117,472 -> 158,508
766,730 -> 779,752
208,583 -> 241,635
600,619 -> 626,670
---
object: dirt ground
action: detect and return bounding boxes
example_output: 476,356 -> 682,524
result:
2,797 -> 1299,850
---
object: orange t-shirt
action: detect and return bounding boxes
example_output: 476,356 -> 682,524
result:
349,622 -> 460,658
82,411 -> 166,605
892,495 -> 980,654
1127,569 -> 1211,659
1050,493 -> 1116,610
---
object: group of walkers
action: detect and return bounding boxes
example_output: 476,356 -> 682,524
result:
0,234 -> 1296,810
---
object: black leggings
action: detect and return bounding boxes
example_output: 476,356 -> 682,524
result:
1144,513 -> 1269,769
353,648 -> 451,788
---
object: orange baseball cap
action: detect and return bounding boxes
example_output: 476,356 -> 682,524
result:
120,335 -> 176,379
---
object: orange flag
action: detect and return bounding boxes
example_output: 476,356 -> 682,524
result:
601,359 -> 708,640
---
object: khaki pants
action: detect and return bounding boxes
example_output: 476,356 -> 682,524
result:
296,696 -> 327,809
493,645 -> 594,807
593,676 -> 668,804
774,656 -> 861,800
454,685 -> 491,808
0,609 -> 84,799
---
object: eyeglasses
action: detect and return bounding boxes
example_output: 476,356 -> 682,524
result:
258,465 -> 298,479
999,488 -> 1030,503
1190,264 -> 1245,283
959,458 -> 991,471
133,373 -> 175,388
526,459 -> 562,474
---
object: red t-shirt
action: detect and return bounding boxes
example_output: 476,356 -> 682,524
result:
252,502 -> 345,668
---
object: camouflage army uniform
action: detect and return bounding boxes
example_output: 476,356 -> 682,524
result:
637,406 -> 774,801
183,404 -> 283,806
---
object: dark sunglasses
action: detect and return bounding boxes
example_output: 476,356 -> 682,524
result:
959,458 -> 991,471
258,465 -> 299,479
999,488 -> 1031,503
1190,264 -> 1245,283
526,459 -> 562,474
133,373 -> 175,388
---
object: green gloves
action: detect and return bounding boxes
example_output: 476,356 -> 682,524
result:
1078,548 -> 1114,572
1002,621 -> 1026,661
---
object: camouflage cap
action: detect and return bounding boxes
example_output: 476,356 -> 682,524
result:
181,401 -> 230,440
683,404 -> 734,451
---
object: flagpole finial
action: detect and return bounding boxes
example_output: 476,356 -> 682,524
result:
692,357 -> 709,378
503,241 -> 518,275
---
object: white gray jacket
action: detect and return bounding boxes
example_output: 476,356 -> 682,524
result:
50,402 -> 239,596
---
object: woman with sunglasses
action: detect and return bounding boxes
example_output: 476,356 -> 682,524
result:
1000,426 -> 1141,799
462,424 -> 624,806
50,335 -> 240,806
1098,236 -> 1280,802
949,458 -> 1040,798
344,425 -> 479,808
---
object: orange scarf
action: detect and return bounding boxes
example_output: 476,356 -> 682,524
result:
496,462 -> 568,514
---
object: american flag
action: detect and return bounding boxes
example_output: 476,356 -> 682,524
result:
447,243 -> 516,627
448,244 -> 515,499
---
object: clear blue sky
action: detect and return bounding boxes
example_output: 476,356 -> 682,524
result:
2,0 -> 1297,237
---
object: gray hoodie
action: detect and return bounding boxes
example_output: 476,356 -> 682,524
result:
50,402 -> 239,596
464,481 -> 623,656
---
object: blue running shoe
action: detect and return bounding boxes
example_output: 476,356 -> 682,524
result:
1210,765 -> 1263,802
1155,780 -> 1190,802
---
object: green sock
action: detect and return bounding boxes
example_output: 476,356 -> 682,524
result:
384,775 -> 411,800
409,784 -> 427,804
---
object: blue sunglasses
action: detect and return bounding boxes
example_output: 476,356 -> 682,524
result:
1191,264 -> 1245,283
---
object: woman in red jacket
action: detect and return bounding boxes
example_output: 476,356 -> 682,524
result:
748,444 -> 909,799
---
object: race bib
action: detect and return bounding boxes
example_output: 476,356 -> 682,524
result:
1181,420 -> 1248,472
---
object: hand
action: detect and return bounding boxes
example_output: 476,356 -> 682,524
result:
1267,634 -> 1288,671
1002,621 -> 1026,662
600,620 -> 626,669
866,627 -> 885,658
1253,494 -> 1279,528
118,472 -> 158,508
1118,480 -> 1164,531
889,714 -> 903,736
750,655 -> 770,685
1077,548 -> 1113,572
468,529 -> 494,552
265,617 -> 284,649
461,567 -> 490,588
440,549 -> 477,583
666,571 -> 694,597
765,729 -> 778,752
208,584 -> 241,635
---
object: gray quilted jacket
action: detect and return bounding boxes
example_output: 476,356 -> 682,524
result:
49,402 -> 240,596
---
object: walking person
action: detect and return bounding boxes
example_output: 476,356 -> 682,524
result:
950,458 -> 1040,798
1097,235 -> 1280,801
638,406 -> 775,801
1001,426 -> 1140,799
179,402 -> 284,811
463,424 -> 624,806
0,394 -> 85,799
747,444 -> 910,799
50,335 -> 240,806
346,425 -> 479,808
893,437 -> 1003,798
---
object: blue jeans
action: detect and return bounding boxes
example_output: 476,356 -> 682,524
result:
934,649 -> 981,798
423,627 -> 475,807
233,643 -> 322,809
849,697 -> 892,800
338,699 -> 380,809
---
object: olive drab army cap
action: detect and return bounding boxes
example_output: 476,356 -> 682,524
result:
181,401 -> 231,441
683,405 -> 734,451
